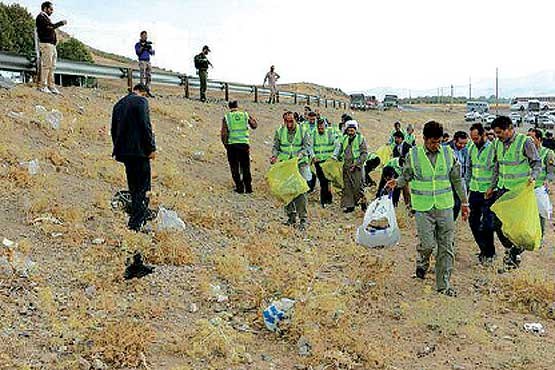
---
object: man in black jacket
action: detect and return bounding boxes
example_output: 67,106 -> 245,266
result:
36,2 -> 67,94
391,131 -> 411,166
111,84 -> 156,232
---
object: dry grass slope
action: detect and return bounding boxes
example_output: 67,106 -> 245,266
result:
0,83 -> 554,370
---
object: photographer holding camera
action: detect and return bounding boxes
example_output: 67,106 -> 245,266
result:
135,31 -> 155,97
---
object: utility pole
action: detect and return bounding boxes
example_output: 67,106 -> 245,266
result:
469,76 -> 472,100
437,87 -> 440,104
441,87 -> 444,104
495,67 -> 499,114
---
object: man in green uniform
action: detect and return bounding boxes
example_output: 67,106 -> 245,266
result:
467,123 -> 496,264
527,128 -> 554,238
311,118 -> 337,207
405,124 -> 416,146
194,45 -> 212,102
270,112 -> 312,230
376,157 -> 403,206
221,100 -> 258,194
333,120 -> 369,213
386,120 -> 469,296
388,121 -> 406,145
364,153 -> 381,187
491,116 -> 541,272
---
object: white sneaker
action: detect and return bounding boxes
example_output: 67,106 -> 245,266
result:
49,87 -> 61,95
38,87 -> 51,94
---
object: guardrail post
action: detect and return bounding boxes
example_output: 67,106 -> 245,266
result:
333,100 -> 336,109
126,67 -> 133,91
317,97 -> 320,107
254,86 -> 258,103
325,99 -> 328,108
184,75 -> 189,99
294,93 -> 297,105
276,91 -> 280,103
307,96 -> 310,106
224,83 -> 229,101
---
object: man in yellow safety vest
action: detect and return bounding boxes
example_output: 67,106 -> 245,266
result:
221,100 -> 258,194
387,121 -> 469,297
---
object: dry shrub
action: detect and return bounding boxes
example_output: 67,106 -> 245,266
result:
159,161 -> 185,190
91,319 -> 155,367
147,231 -> 194,266
211,246 -> 250,285
7,166 -> 33,188
496,270 -> 555,319
182,317 -> 253,365
92,158 -> 124,186
44,148 -> 67,166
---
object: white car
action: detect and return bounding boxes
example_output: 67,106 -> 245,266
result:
525,113 -> 536,124
509,112 -> 522,126
510,101 -> 527,111
465,111 -> 482,121
482,114 -> 497,124
537,114 -> 555,129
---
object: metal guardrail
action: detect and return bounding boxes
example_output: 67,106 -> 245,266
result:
0,51 -> 348,109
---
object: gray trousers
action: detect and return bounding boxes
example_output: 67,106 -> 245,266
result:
139,61 -> 152,89
285,193 -> 307,222
199,69 -> 208,101
342,166 -> 363,208
414,208 -> 455,291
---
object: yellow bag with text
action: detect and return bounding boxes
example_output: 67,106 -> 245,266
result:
266,158 -> 309,205
491,182 -> 541,251
321,158 -> 344,189
375,145 -> 392,166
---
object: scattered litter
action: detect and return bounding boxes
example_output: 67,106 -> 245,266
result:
210,284 -> 229,303
523,322 -> 545,335
111,190 -> 132,214
192,151 -> 205,161
7,111 -> 24,120
157,207 -> 186,231
32,215 -> 63,225
452,365 -> 466,370
0,251 -> 37,278
0,75 -> 16,89
35,105 -> 63,129
2,238 -> 15,249
20,159 -> 40,175
297,336 -> 311,357
189,303 -> 199,313
356,195 -> 400,248
50,232 -> 63,238
263,298 -> 295,333
85,285 -> 97,298
92,358 -> 108,370
417,343 -> 436,358
91,238 -> 105,245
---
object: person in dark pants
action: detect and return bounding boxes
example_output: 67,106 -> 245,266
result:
448,131 -> 469,220
111,83 -> 156,232
221,100 -> 257,193
111,83 -> 156,279
364,154 -> 381,186
311,119 -> 336,206
194,45 -> 212,102
376,164 -> 401,206
391,131 -> 412,160
467,123 -> 496,264
491,116 -> 541,272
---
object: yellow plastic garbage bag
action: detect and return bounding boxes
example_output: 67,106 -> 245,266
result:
375,145 -> 392,166
491,182 -> 542,251
266,158 -> 309,205
321,158 -> 344,189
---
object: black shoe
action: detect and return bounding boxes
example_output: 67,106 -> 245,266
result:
298,220 -> 307,231
124,253 -> 154,280
147,91 -> 155,98
283,217 -> 296,226
415,267 -> 426,279
343,207 -> 355,213
234,187 -> 245,194
146,208 -> 158,221
245,186 -> 253,194
438,287 -> 457,297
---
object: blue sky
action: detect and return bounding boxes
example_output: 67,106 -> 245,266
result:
14,0 -> 555,93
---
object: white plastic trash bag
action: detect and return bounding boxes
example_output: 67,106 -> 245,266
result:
156,207 -> 186,231
263,298 -> 295,333
535,186 -> 552,220
356,195 -> 400,248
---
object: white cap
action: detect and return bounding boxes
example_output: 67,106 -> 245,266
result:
345,120 -> 359,130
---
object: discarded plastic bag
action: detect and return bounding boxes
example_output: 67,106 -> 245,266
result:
263,298 -> 295,333
157,207 -> 186,231
356,195 -> 400,248
375,145 -> 392,166
20,159 -> 40,175
491,183 -> 541,251
35,105 -> 62,129
534,186 -> 552,220
321,158 -> 344,189
266,158 -> 309,205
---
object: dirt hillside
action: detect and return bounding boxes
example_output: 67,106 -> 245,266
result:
0,83 -> 554,370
